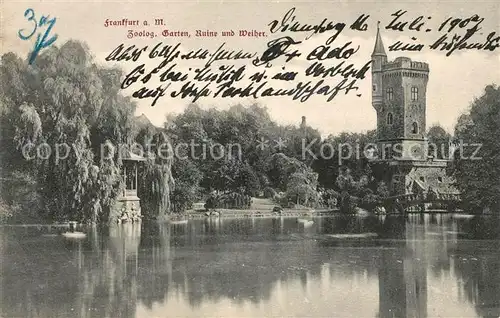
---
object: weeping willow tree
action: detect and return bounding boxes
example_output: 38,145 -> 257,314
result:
138,131 -> 175,219
0,42 -> 135,223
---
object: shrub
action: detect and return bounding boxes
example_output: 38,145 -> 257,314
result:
360,193 -> 380,211
319,189 -> 340,208
0,199 -> 12,222
204,192 -> 252,210
263,187 -> 277,199
339,191 -> 358,214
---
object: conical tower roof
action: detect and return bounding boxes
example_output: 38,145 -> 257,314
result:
372,21 -> 387,57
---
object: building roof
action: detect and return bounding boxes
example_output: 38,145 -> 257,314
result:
372,21 -> 387,57
413,179 -> 426,192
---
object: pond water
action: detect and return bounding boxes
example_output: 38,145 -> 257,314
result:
1,215 -> 500,318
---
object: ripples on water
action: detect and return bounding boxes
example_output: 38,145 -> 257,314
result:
1,214 -> 500,318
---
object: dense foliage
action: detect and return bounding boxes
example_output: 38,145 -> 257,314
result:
2,40 -> 497,222
0,42 -> 175,222
162,103 -> 383,212
450,85 -> 500,212
427,124 -> 452,159
205,192 -> 252,210
0,40 -> 391,222
0,42 -> 135,223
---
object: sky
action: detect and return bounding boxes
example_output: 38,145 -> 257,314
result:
2,0 -> 500,136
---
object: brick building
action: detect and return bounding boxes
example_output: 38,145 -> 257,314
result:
369,23 -> 458,198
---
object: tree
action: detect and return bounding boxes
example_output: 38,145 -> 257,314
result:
170,158 -> 203,213
334,167 -> 375,213
203,157 -> 260,195
313,130 -> 376,189
0,41 -> 136,222
265,153 -> 307,191
138,132 -> 175,219
285,170 -> 319,206
427,124 -> 451,159
451,85 -> 500,212
454,114 -> 473,137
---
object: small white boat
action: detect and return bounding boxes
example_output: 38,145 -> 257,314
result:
62,231 -> 87,239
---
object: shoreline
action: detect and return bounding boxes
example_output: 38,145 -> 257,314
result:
1,210 -> 490,227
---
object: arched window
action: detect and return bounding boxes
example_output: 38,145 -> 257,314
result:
412,121 -> 419,134
386,88 -> 394,100
387,113 -> 393,125
411,87 -> 418,101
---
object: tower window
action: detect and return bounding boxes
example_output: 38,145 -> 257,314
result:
386,88 -> 394,101
411,122 -> 419,134
387,113 -> 393,125
411,87 -> 418,101
384,144 -> 392,159
372,84 -> 377,92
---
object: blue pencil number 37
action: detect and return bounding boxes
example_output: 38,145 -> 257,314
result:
18,8 -> 58,65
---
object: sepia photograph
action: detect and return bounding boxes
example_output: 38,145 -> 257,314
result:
1,0 -> 500,317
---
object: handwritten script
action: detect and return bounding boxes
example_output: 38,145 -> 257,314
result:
103,7 -> 499,107
385,10 -> 500,55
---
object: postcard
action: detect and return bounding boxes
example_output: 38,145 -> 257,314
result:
1,1 -> 499,317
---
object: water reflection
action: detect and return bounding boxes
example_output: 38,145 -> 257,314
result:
1,215 -> 500,317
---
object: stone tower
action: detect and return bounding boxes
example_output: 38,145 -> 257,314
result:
372,22 -> 429,161
370,23 -> 458,199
